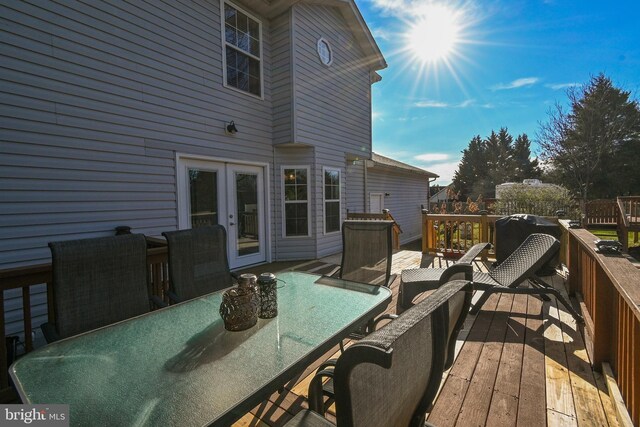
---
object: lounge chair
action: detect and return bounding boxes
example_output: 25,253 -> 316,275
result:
402,234 -> 584,322
162,225 -> 237,303
41,234 -> 150,342
399,241 -> 490,308
334,220 -> 394,287
285,279 -> 473,427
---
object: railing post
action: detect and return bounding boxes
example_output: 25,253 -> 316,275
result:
422,209 -> 429,254
479,210 -> 488,261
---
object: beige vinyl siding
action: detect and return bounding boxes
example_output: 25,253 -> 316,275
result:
367,167 -> 430,244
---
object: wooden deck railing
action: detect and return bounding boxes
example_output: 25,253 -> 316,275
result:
617,196 -> 640,252
347,209 -> 402,250
561,221 -> 640,425
421,212 -> 499,259
0,238 -> 169,401
585,199 -> 619,226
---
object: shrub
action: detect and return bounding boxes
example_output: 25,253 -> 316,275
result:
495,184 -> 579,218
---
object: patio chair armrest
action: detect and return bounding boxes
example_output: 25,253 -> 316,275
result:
328,266 -> 341,277
440,263 -> 473,284
150,295 -> 168,309
308,368 -> 335,414
371,313 -> 398,331
40,322 -> 60,344
316,359 -> 337,371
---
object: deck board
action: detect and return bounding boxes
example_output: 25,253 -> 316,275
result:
232,249 -> 615,427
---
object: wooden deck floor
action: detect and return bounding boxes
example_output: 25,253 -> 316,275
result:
232,250 -> 619,427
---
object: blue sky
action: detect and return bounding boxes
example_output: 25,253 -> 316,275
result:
357,0 -> 640,184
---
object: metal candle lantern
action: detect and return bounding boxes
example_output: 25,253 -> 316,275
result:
219,274 -> 259,331
257,273 -> 278,319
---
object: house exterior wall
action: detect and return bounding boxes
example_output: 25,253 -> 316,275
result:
367,166 -> 430,244
291,3 -> 372,257
0,0 -> 278,337
346,161 -> 366,213
0,0 -> 381,339
0,0 -> 277,271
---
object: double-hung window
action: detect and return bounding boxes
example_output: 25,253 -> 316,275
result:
223,2 -> 262,97
283,168 -> 309,237
323,168 -> 341,233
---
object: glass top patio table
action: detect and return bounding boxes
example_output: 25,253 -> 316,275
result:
10,271 -> 392,426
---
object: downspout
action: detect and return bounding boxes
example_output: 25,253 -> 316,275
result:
363,160 -> 368,212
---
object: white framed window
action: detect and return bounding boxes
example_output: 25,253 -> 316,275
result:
283,166 -> 310,237
323,167 -> 341,234
221,1 -> 262,98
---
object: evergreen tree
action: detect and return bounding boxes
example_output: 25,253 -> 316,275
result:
452,129 -> 540,199
538,73 -> 640,201
512,134 -> 541,182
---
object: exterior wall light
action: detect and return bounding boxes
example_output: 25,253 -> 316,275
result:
226,120 -> 238,135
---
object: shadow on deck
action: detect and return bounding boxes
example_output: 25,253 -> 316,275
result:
234,249 -> 618,427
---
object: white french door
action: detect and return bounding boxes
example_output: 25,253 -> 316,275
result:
177,158 -> 266,268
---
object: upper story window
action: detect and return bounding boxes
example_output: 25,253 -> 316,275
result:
223,2 -> 262,97
323,168 -> 341,233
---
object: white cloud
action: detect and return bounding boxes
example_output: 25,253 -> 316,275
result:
370,26 -> 393,41
414,99 -> 476,108
458,99 -> 475,108
415,100 -> 449,108
372,110 -> 383,121
492,77 -> 539,90
415,153 -> 449,162
545,82 -> 579,90
419,161 -> 461,184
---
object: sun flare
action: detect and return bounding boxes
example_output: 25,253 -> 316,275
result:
407,5 -> 461,63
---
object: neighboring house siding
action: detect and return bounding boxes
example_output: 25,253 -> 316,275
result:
367,168 -> 429,244
0,0 -> 274,338
292,4 -> 372,257
273,145 -> 317,260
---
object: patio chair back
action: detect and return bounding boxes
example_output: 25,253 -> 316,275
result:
47,234 -> 150,340
163,225 -> 234,301
333,280 -> 473,427
490,233 -> 560,287
339,220 -> 393,287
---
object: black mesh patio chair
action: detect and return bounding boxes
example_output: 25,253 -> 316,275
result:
285,279 -> 473,427
162,225 -> 237,303
403,234 -> 584,322
335,220 -> 394,287
399,241 -> 490,308
41,234 -> 150,343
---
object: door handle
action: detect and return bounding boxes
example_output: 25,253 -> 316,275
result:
230,222 -> 236,226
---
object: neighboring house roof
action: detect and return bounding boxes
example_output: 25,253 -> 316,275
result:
430,185 -> 451,201
371,153 -> 439,178
239,0 -> 387,72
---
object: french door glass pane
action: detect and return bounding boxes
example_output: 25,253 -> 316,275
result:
235,173 -> 259,256
189,169 -> 218,228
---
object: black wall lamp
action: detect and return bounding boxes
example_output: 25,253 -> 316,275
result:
226,120 -> 238,135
